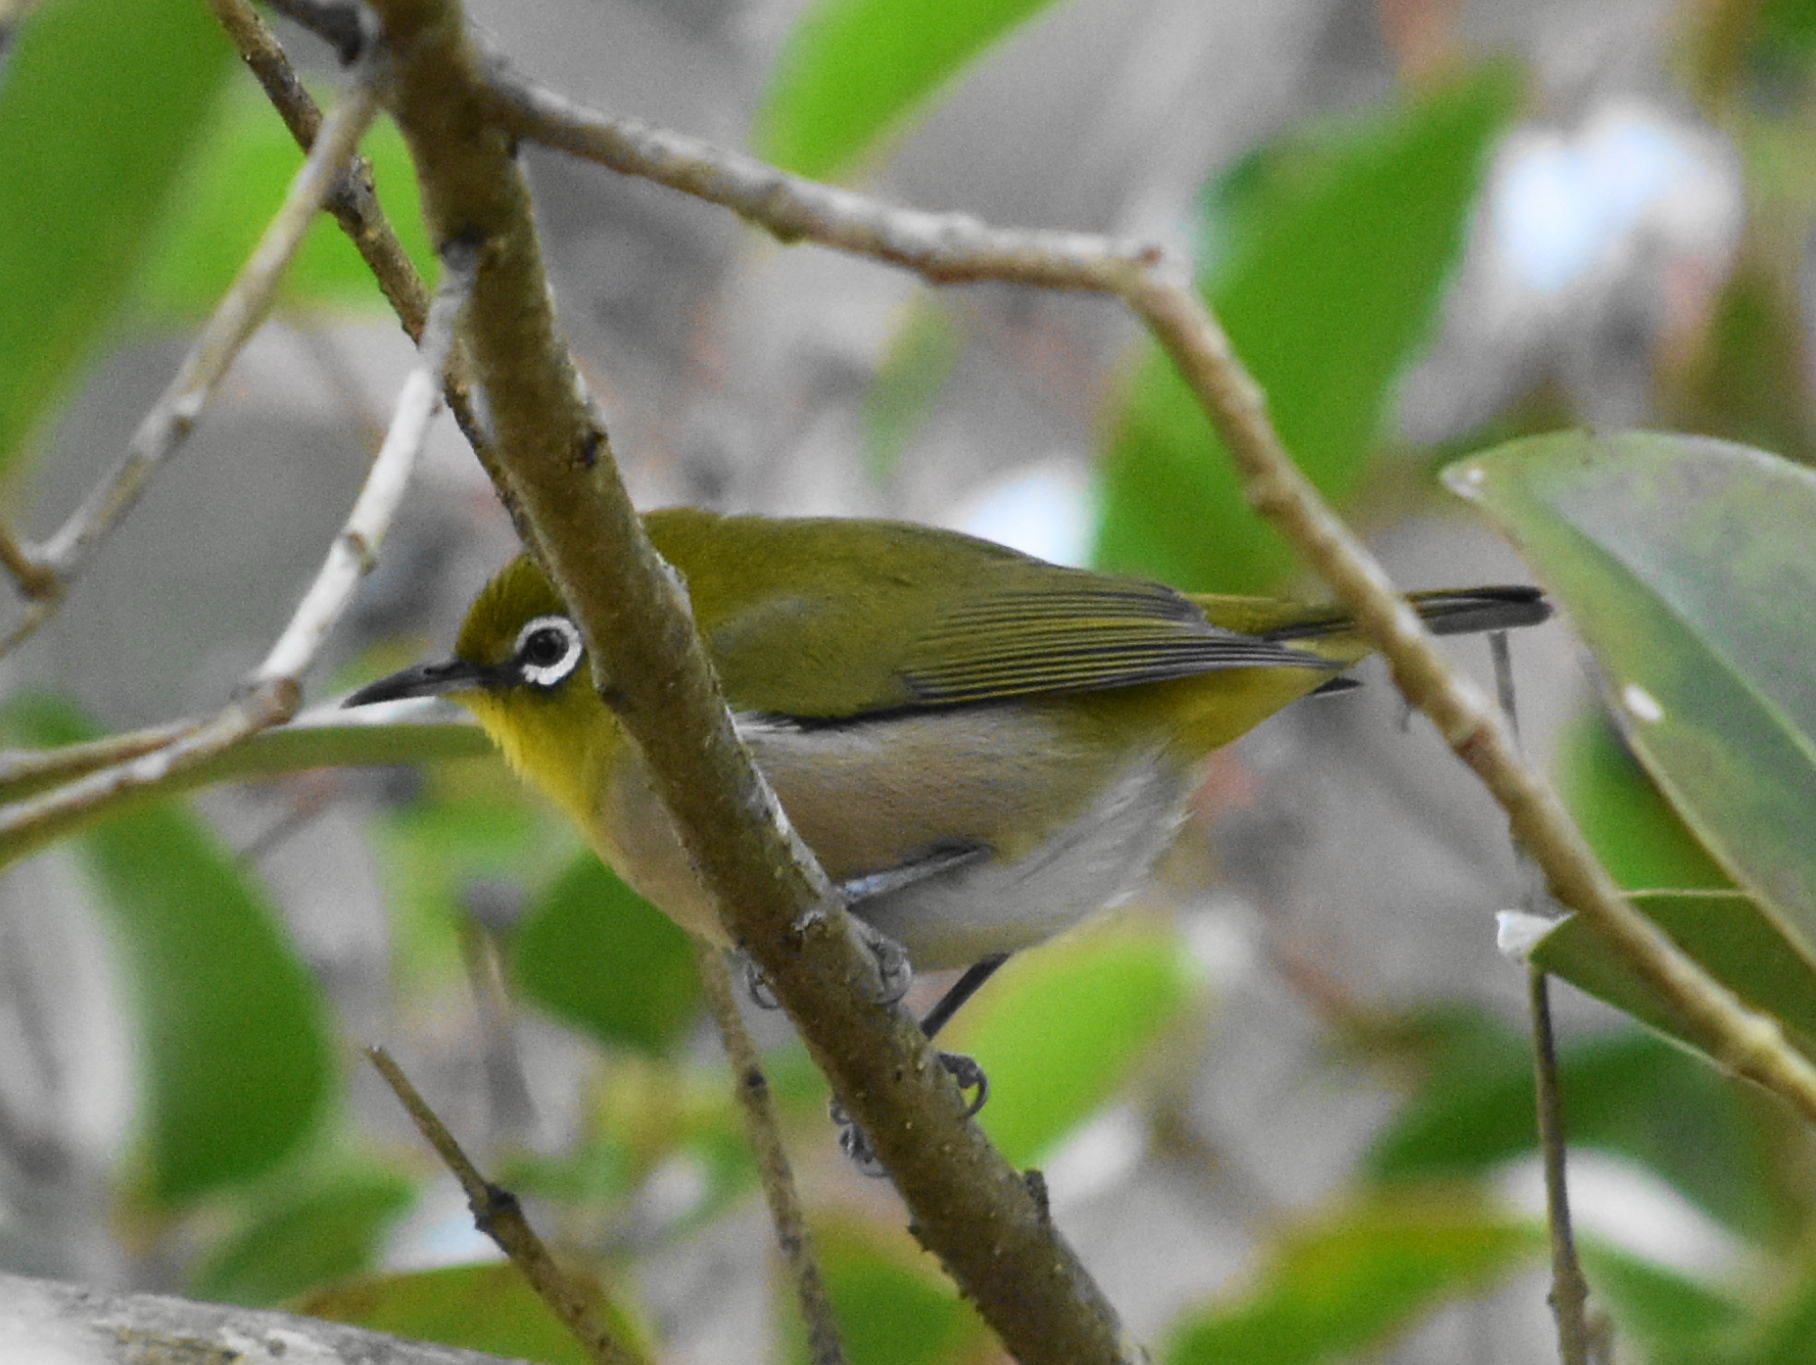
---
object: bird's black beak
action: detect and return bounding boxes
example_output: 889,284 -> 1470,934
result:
342,657 -> 500,708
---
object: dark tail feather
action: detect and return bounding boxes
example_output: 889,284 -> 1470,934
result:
1406,585 -> 1551,637
1264,585 -> 1550,642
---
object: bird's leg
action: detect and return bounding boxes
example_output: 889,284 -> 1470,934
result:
740,842 -> 986,1013
834,952 -> 1012,1176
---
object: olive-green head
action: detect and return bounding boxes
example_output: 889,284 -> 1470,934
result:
343,556 -> 616,824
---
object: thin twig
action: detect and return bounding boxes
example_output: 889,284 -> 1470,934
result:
250,239 -> 475,688
0,247 -> 477,865
1530,968 -> 1593,1365
206,0 -> 513,519
470,60 -> 1816,1125
0,522 -> 56,601
696,943 -> 847,1365
1493,631 -> 1595,1363
0,75 -> 382,663
364,1047 -> 647,1365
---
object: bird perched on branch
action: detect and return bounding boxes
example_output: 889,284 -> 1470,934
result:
347,508 -> 1547,1137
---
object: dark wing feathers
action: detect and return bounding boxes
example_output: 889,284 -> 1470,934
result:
899,581 -> 1334,705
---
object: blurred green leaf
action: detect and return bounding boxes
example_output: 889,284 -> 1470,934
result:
0,0 -> 232,470
1532,892 -> 1816,1063
375,769 -> 576,994
1578,1241 -> 1747,1365
862,298 -> 965,481
1365,1005 -> 1798,1245
189,1168 -> 417,1307
1095,64 -> 1517,593
300,1261 -> 649,1365
6,695 -> 333,1205
1447,433 -> 1816,960
787,1221 -> 988,1365
1558,713 -> 1734,893
1720,1237 -> 1816,1365
511,852 -> 702,1056
1164,1191 -> 1539,1365
753,0 -> 1069,179
942,915 -> 1199,1165
135,86 -> 432,321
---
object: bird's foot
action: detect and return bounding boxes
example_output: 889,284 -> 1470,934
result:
740,954 -> 781,1011
848,916 -> 914,1006
831,1050 -> 990,1177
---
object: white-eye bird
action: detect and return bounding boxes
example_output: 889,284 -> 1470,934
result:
346,508 -> 1545,1004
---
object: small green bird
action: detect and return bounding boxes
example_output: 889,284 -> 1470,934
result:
348,508 -> 1545,990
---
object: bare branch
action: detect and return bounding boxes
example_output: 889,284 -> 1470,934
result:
205,0 -> 515,518
251,241 -> 476,687
363,3 -> 1136,1360
0,521 -> 56,600
365,1047 -> 649,1365
0,75 -> 381,661
696,943 -> 846,1365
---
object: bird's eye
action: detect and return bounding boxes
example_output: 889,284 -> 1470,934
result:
513,615 -> 583,689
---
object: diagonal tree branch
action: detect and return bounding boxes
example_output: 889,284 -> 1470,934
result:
360,3 -> 1136,1362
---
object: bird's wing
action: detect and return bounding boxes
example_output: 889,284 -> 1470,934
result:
649,510 -> 1330,719
894,577 -> 1331,707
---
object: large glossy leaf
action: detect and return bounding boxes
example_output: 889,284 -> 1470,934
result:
189,1168 -> 417,1307
0,0 -> 232,471
6,695 -> 334,1204
940,915 -> 1199,1166
1164,1192 -> 1539,1365
1446,433 -> 1816,959
135,86 -> 432,321
300,1261 -> 650,1365
753,0 -> 1071,180
1557,713 -> 1734,894
1095,65 -> 1516,594
510,852 -> 702,1057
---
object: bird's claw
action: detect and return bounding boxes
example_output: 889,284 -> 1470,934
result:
830,1050 -> 990,1176
741,955 -> 781,1011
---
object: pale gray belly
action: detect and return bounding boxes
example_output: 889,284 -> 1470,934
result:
595,708 -> 1191,969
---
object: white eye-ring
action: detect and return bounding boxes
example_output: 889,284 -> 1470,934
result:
513,615 -> 584,689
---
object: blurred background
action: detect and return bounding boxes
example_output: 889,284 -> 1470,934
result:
2,0 -> 1814,1361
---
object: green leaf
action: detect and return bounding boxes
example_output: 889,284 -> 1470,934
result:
1557,713 -> 1734,893
299,1262 -> 650,1365
510,853 -> 702,1056
375,772 -> 575,995
1446,432 -> 1816,960
1095,65 -> 1518,594
5,695 -> 334,1204
189,1168 -> 417,1307
1364,1006 -> 1796,1245
787,1221 -> 988,1365
1577,1242 -> 1747,1365
753,0 -> 1071,179
942,915 -> 1199,1166
1164,1192 -> 1539,1365
0,0 -> 232,471
1531,892 -> 1816,1065
135,87 -> 432,321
